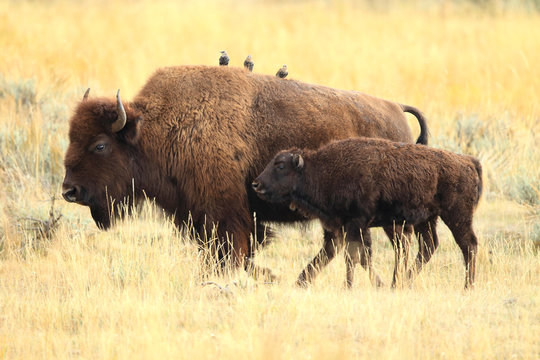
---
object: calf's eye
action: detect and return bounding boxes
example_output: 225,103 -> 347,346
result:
95,143 -> 106,152
278,163 -> 285,170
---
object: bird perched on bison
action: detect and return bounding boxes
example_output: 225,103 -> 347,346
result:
62,65 -> 428,280
252,138 -> 482,289
244,55 -> 254,72
219,51 -> 229,66
276,64 -> 288,78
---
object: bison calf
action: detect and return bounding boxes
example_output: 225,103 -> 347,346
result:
252,138 -> 482,289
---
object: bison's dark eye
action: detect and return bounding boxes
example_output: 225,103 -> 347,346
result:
95,143 -> 106,152
277,163 -> 285,170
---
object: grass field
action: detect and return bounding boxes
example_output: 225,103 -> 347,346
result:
0,0 -> 539,359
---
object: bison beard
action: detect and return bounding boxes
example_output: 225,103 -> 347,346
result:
90,206 -> 110,230
62,65 -> 428,281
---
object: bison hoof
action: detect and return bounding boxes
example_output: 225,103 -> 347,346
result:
263,271 -> 278,284
246,264 -> 278,283
295,277 -> 311,288
374,277 -> 385,288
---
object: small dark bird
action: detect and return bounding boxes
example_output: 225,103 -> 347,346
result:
276,64 -> 288,78
244,55 -> 254,72
219,51 -> 229,66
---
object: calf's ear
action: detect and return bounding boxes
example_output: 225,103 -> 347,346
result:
292,154 -> 304,170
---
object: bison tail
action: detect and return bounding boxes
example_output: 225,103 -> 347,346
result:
473,158 -> 483,206
401,104 -> 429,145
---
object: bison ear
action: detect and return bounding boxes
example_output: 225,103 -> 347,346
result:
292,154 -> 304,170
117,115 -> 143,145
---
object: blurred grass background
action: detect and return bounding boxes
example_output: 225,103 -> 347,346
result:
0,0 -> 539,359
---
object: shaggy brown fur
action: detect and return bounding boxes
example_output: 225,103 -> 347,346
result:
62,65 -> 428,276
253,138 -> 482,289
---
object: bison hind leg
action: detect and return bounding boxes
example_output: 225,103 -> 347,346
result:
408,217 -> 439,285
444,219 -> 478,289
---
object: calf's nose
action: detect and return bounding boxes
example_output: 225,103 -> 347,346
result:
252,180 -> 266,194
251,181 -> 260,191
62,184 -> 80,203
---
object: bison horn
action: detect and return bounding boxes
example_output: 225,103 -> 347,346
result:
82,88 -> 90,101
112,89 -> 127,133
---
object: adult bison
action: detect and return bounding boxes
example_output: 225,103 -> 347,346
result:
62,65 -> 427,279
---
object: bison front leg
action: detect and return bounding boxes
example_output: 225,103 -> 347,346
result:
296,229 -> 344,287
221,213 -> 277,282
195,209 -> 275,281
244,257 -> 277,283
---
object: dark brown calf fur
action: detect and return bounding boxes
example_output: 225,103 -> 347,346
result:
62,65 -> 428,278
253,138 -> 482,289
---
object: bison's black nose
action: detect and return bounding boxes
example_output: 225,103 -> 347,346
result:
62,184 -> 80,203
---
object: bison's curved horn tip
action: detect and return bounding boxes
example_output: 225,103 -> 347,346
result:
111,89 -> 127,133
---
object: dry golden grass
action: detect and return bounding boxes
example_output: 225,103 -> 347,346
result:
0,0 -> 539,359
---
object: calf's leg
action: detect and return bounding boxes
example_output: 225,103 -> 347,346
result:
296,229 -> 344,287
444,219 -> 478,289
383,223 -> 413,288
345,226 -> 384,288
408,218 -> 439,284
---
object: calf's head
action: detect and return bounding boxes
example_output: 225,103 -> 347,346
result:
252,150 -> 304,204
62,89 -> 143,229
